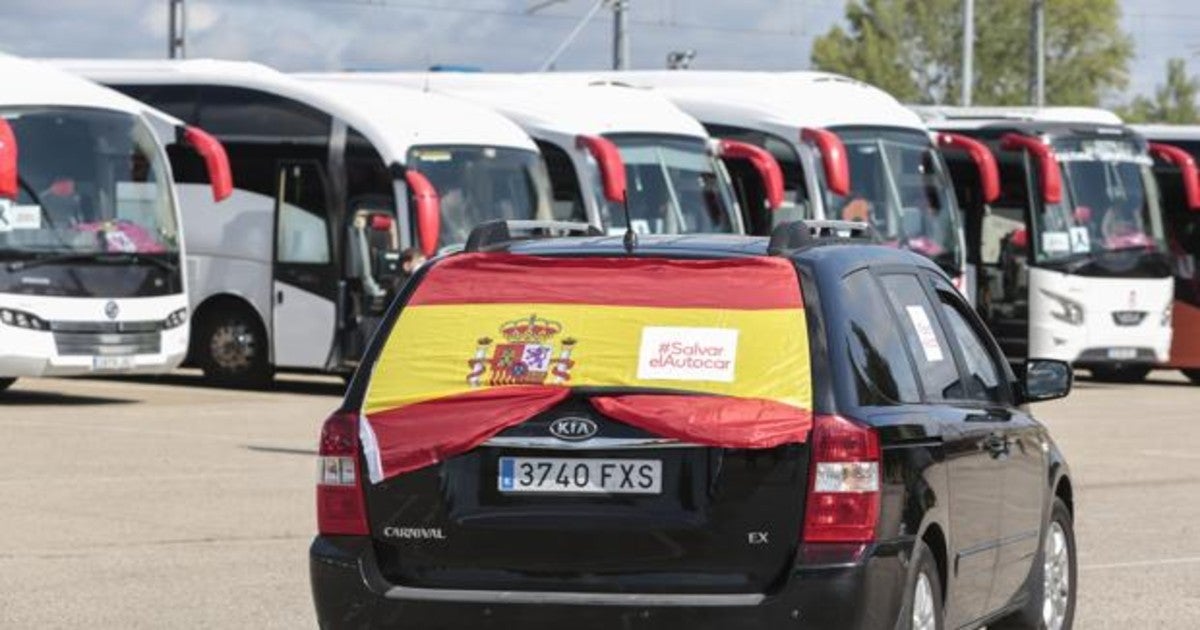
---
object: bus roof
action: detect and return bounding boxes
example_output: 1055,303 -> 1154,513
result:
50,59 -> 539,163
0,54 -> 161,117
573,70 -> 928,137
300,72 -> 711,140
912,105 -> 1125,128
1130,124 -> 1200,141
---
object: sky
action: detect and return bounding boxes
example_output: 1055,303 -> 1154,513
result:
2,0 -> 1197,105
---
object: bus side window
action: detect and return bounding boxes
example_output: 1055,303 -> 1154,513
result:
535,140 -> 586,222
276,162 -> 331,265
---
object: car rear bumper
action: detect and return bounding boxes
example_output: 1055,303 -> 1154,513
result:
310,536 -> 912,630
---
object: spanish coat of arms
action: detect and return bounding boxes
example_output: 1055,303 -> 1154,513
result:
466,314 -> 576,386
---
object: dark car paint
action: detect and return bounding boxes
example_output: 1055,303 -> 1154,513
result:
314,234 -> 1074,630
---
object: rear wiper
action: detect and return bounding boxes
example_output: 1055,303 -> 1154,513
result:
6,251 -> 177,273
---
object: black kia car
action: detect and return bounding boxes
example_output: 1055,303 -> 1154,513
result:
310,220 -> 1077,630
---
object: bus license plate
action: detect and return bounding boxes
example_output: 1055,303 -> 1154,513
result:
92,356 -> 136,372
1106,348 -> 1138,360
498,457 -> 662,495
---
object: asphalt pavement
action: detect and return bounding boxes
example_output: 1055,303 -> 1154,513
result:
0,369 -> 1197,628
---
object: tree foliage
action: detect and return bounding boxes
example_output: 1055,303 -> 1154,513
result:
810,0 -> 1134,106
1119,58 -> 1200,124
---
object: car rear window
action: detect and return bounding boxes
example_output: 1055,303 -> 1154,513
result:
359,252 -> 814,481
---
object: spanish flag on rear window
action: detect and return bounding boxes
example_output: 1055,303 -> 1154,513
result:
361,253 -> 813,482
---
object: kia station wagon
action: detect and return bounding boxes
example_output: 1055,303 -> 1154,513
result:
310,219 -> 1077,630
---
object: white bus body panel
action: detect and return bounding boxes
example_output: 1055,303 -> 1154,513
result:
1028,267 -> 1172,364
272,282 -> 336,369
0,293 -> 188,378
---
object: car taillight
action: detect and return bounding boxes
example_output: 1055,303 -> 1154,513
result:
316,410 -> 369,536
803,414 -> 881,543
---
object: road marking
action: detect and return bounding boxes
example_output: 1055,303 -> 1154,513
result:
1081,555 -> 1200,571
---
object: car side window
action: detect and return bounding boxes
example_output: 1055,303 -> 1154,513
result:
841,270 -> 922,405
930,278 -> 1009,404
878,273 -> 966,402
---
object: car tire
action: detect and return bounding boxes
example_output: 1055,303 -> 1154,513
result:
0,377 -> 15,392
899,540 -> 944,630
1089,365 -> 1150,383
993,498 -> 1077,630
195,305 -> 272,389
1182,369 -> 1200,385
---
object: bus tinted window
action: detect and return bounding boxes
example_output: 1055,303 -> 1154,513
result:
198,86 -> 330,141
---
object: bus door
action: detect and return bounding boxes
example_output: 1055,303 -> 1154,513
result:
272,160 -> 338,369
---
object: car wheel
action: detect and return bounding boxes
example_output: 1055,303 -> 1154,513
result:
1182,369 -> 1200,385
0,377 -> 15,392
196,306 -> 272,389
901,540 -> 944,630
993,498 -> 1077,630
1089,365 -> 1150,383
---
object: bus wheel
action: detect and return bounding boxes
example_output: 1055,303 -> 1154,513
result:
196,307 -> 272,389
1183,369 -> 1200,385
1090,365 -> 1150,383
0,378 -> 15,392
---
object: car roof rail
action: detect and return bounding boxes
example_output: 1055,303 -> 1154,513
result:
767,219 -> 879,256
464,220 -> 604,252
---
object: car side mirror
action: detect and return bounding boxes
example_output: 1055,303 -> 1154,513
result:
1021,359 -> 1073,403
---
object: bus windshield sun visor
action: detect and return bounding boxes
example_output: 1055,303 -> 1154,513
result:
1000,133 -> 1062,205
0,117 -> 16,200
181,126 -> 233,202
938,132 -> 1000,203
801,128 -> 850,197
405,169 -> 441,257
576,135 -> 627,203
359,254 -> 814,482
1149,142 -> 1200,210
717,139 -> 785,210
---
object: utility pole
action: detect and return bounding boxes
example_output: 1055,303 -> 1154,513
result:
612,0 -> 629,70
1028,0 -> 1045,106
168,0 -> 187,59
961,0 -> 974,106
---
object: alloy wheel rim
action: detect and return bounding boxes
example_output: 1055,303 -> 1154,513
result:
210,324 -> 255,371
912,572 -> 937,630
1042,521 -> 1071,630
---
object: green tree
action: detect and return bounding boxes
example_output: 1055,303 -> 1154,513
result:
811,0 -> 1134,106
1119,58 -> 1200,124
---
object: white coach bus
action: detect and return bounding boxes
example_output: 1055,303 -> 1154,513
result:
304,72 -> 788,236
0,55 -> 230,393
919,107 -> 1178,381
59,59 -> 555,387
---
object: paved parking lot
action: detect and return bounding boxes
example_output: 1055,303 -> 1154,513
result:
0,370 -> 1197,628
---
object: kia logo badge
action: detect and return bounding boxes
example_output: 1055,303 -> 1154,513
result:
549,417 -> 598,442
104,301 -> 119,320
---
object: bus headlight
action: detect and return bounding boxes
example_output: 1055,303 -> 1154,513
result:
0,307 -> 50,331
1040,290 -> 1084,326
161,308 -> 188,330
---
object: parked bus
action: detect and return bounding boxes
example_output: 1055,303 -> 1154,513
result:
0,55 -> 230,393
577,71 -> 984,296
304,72 -> 782,236
58,59 -> 555,387
1130,124 -> 1200,384
918,107 -> 1178,382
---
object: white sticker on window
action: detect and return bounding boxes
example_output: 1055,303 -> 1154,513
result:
1041,231 -> 1070,254
8,205 -> 41,230
637,326 -> 738,383
0,199 -> 10,233
1069,226 -> 1090,253
905,305 -> 945,363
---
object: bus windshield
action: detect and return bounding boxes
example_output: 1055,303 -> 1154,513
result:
606,134 -> 738,235
825,128 -> 963,272
1042,137 -> 1168,260
0,107 -> 179,257
408,145 -> 554,248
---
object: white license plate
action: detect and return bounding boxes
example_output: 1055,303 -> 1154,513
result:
1106,348 -> 1138,360
498,457 -> 662,495
91,355 -> 136,372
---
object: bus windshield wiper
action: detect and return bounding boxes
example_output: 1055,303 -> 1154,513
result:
6,251 -> 177,273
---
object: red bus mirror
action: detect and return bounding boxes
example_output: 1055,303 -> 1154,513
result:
405,169 -> 440,257
0,118 -> 17,200
937,132 -> 1000,203
575,134 -> 627,203
1148,142 -> 1200,211
717,139 -> 784,210
801,127 -> 850,197
1000,133 -> 1062,205
182,126 -> 233,202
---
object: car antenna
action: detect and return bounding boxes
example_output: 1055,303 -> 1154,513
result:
620,192 -> 637,254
